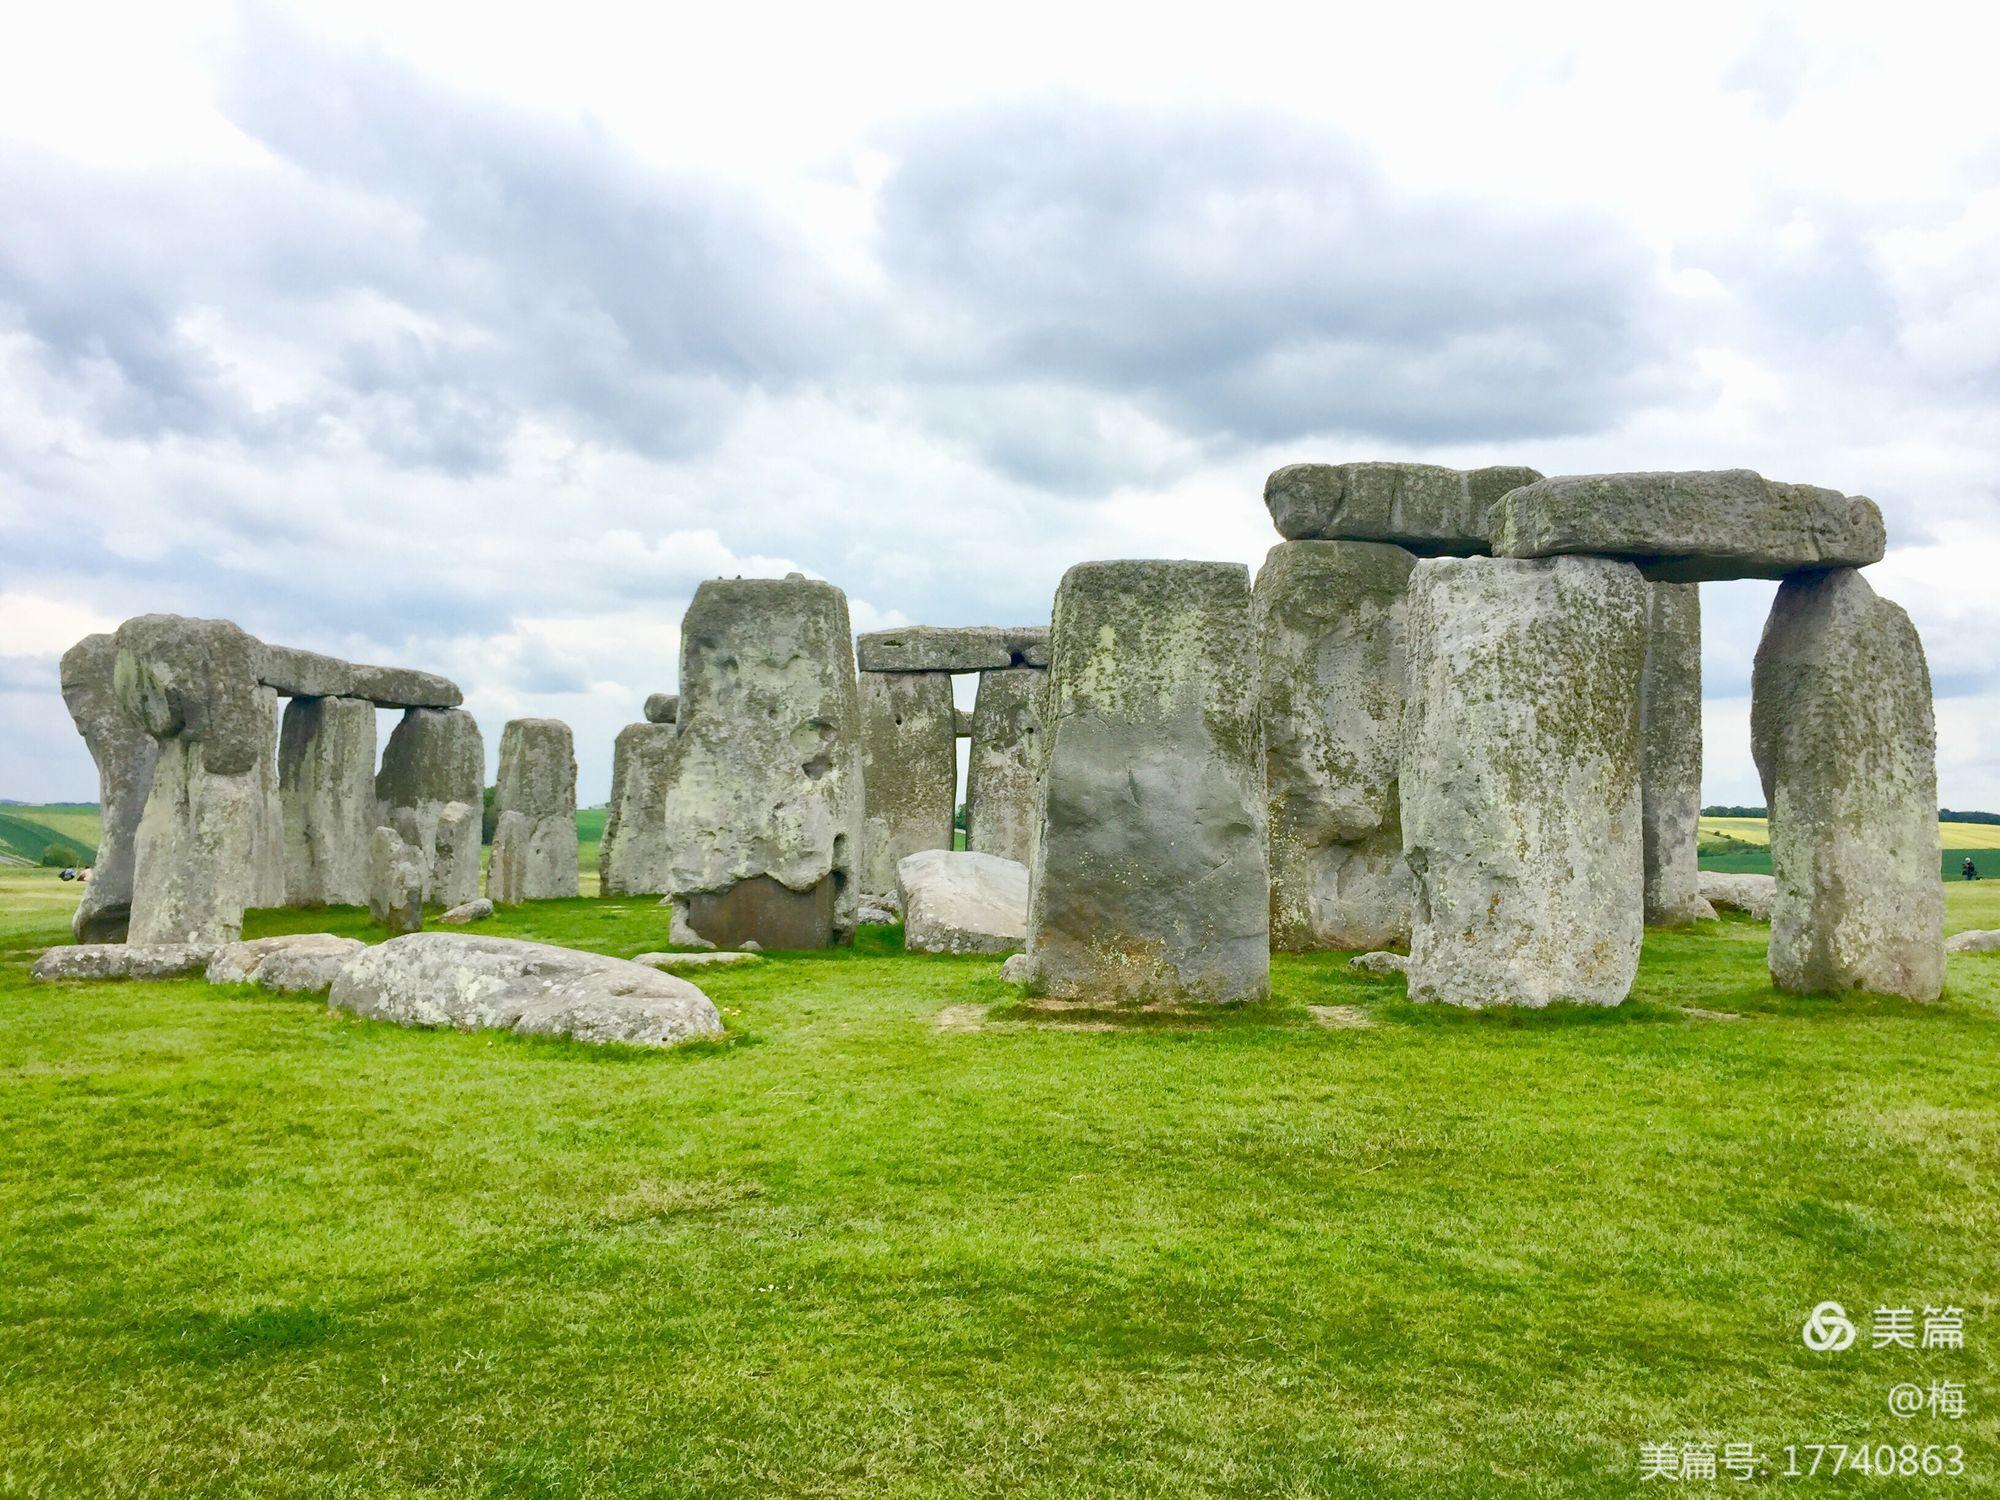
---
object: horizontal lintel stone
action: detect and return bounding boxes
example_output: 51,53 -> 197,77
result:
857,626 -> 1050,673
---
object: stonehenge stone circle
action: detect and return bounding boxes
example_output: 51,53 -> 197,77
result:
1639,582 -> 1716,926
278,695 -> 379,906
1401,555 -> 1649,1008
856,626 -> 1049,672
376,707 -> 484,909
1254,539 -> 1416,951
491,718 -> 580,901
1263,462 -> 1545,554
963,667 -> 1045,867
1490,469 -> 1886,581
601,721 -> 679,895
369,826 -> 425,934
1024,560 -> 1269,1003
1751,568 -> 1943,1000
658,576 -> 863,949
58,633 -> 158,941
858,670 -> 958,906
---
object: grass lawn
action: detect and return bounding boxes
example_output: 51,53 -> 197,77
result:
1699,816 -> 2000,883
1,869 -> 1996,1496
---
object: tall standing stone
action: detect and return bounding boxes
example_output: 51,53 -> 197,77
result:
278,695 -> 379,906
1751,568 -> 1943,1000
1254,540 -> 1416,951
858,671 -> 957,906
1024,561 -> 1269,1003
964,667 -> 1046,868
601,721 -> 679,895
490,718 -> 579,901
1639,582 -> 1715,925
1401,556 -> 1648,1008
376,707 -> 484,909
659,576 -> 863,949
58,634 -> 159,942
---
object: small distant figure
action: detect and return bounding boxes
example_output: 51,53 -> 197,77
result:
58,867 -> 76,882
1964,856 -> 1980,881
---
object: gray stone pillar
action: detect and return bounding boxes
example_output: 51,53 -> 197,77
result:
1640,582 -> 1715,925
1253,539 -> 1415,951
1401,556 -> 1648,1007
1751,568 -> 1943,1000
278,695 -> 379,906
489,718 -> 579,901
58,634 -> 158,941
660,576 -> 863,949
1024,560 -> 1269,1002
375,707 -> 484,909
858,671 -> 957,904
601,721 -> 679,895
964,667 -> 1045,868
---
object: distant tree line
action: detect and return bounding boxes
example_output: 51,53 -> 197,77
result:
1703,804 -> 2000,824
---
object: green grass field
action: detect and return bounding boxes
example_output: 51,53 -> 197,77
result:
1,864 -> 1996,1497
1699,816 -> 1998,882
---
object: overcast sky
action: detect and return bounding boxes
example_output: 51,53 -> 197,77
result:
4,1 -> 1996,809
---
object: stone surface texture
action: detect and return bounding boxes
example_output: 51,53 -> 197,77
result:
858,671 -> 958,904
964,667 -> 1047,867
601,721 -> 679,895
1490,469 -> 1886,582
1025,560 -> 1270,1003
1348,951 -> 1408,975
644,693 -> 680,725
491,718 -> 579,901
658,577 -> 863,949
32,943 -> 214,981
278,695 -> 378,906
856,627 -> 1050,672
206,933 -> 366,992
375,708 -> 484,908
1263,462 -> 1544,554
1639,583 -> 1717,925
58,633 -> 159,942
896,849 -> 1030,954
1752,568 -> 1943,1000
1946,930 -> 2000,954
369,826 -> 425,934
1254,540 -> 1416,951
1700,872 -> 1778,920
1401,555 -> 1649,1008
329,933 -> 724,1047
125,737 -> 262,946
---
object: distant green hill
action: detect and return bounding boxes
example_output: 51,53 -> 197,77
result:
0,808 -> 96,868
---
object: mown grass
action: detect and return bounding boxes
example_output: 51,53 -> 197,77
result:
1,870 -> 1996,1497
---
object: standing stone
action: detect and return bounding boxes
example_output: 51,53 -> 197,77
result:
376,707 -> 484,909
1024,561 -> 1269,1003
858,671 -> 957,906
488,718 -> 579,901
247,686 -> 288,910
601,722 -> 679,895
114,615 -> 267,947
278,696 -> 378,906
1751,568 -> 1943,1000
964,667 -> 1046,868
1639,583 -> 1715,925
58,634 -> 159,942
1254,540 -> 1416,951
659,577 -> 863,949
1401,556 -> 1648,1008
488,810 -> 529,905
368,826 -> 424,934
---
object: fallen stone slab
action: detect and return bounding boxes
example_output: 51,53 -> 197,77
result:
857,626 -> 1050,673
1348,951 -> 1407,975
631,950 -> 762,969
32,943 -> 215,981
439,898 -> 493,925
1946,930 -> 2000,954
1263,462 -> 1544,554
1490,469 -> 1886,582
329,933 -> 724,1047
1699,872 -> 1777,921
644,693 -> 679,725
207,934 -> 366,992
897,849 -> 1030,954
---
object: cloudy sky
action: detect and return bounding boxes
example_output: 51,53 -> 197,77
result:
4,1 -> 1996,808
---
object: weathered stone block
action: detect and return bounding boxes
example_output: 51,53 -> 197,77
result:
1254,540 -> 1415,951
601,722 -> 679,895
491,718 -> 579,901
643,692 -> 679,725
369,825 -> 425,934
1401,555 -> 1648,1007
897,849 -> 1029,954
375,707 -> 484,908
126,737 -> 261,946
964,667 -> 1046,868
1751,568 -> 1943,999
59,634 -> 159,942
1024,560 -> 1269,1002
279,695 -> 378,906
858,671 -> 957,904
1263,462 -> 1544,554
1640,583 -> 1716,925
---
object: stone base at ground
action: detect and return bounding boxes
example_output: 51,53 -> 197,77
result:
1946,930 -> 2000,954
329,933 -> 724,1047
672,876 -> 837,950
1348,951 -> 1408,975
897,849 -> 1030,954
632,951 -> 762,969
32,944 -> 215,981
206,934 -> 366,992
440,898 -> 493,925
